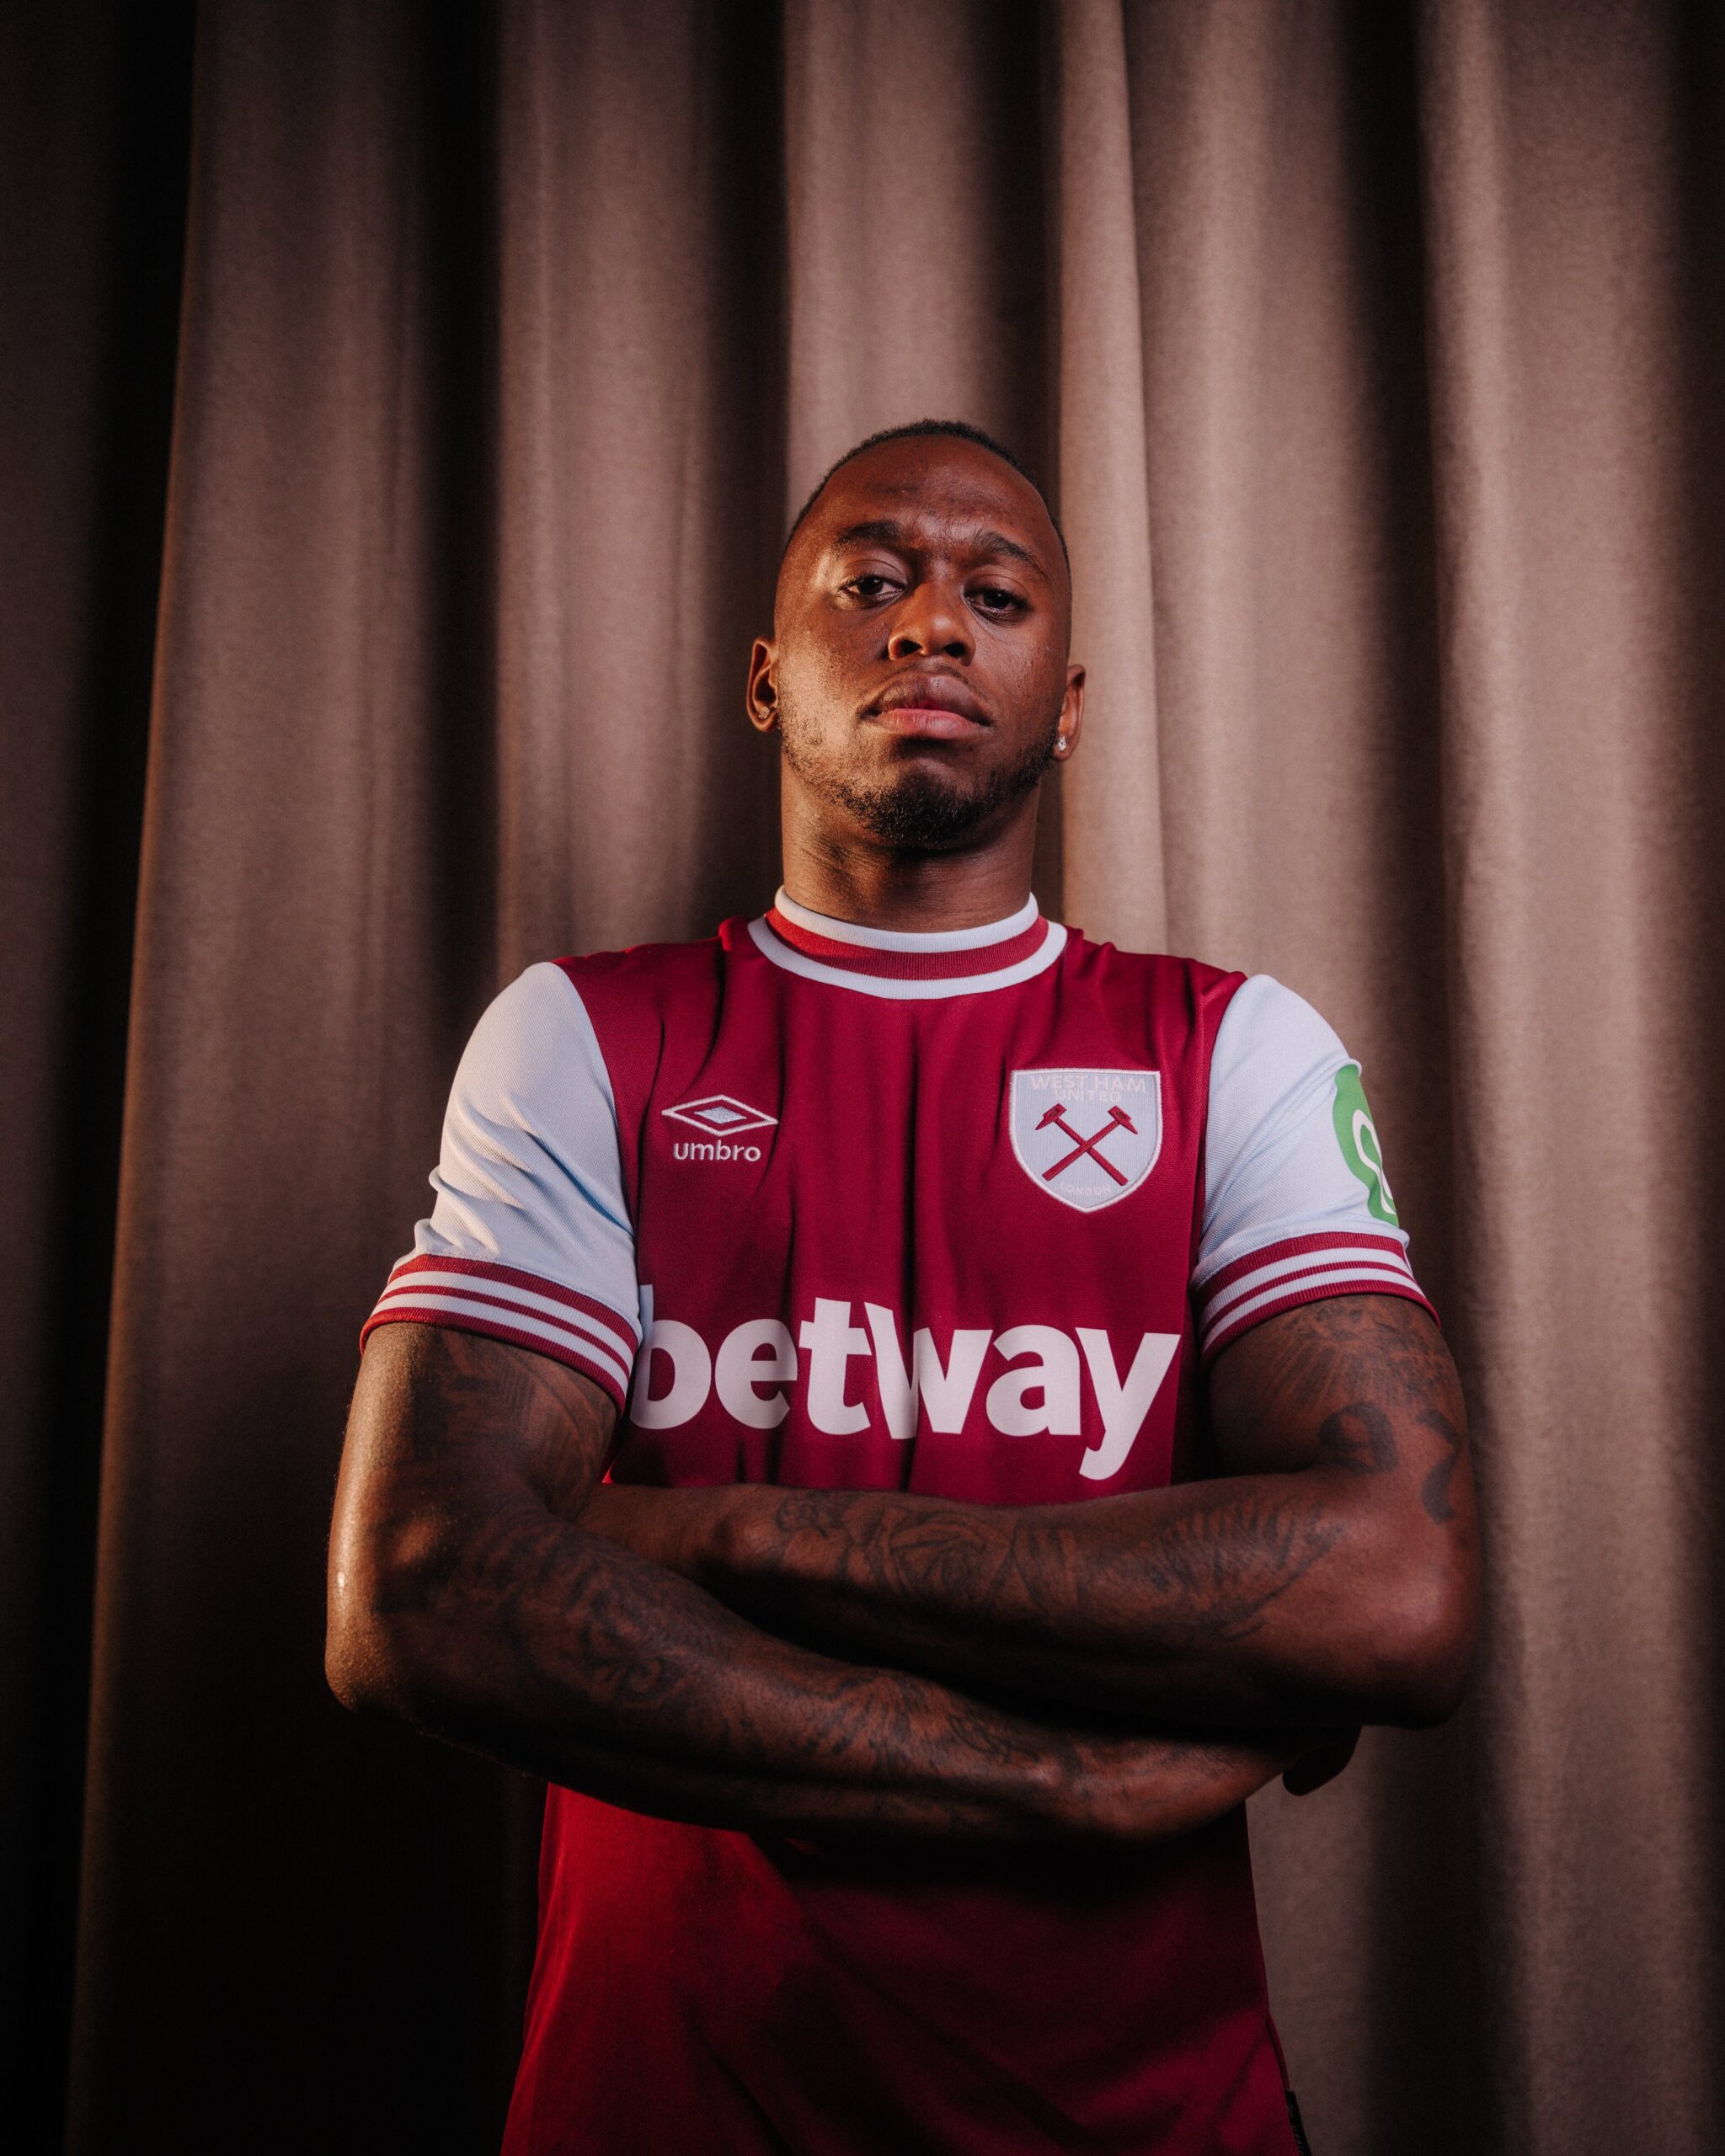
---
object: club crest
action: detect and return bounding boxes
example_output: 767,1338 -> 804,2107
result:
1008,1069 -> 1162,1212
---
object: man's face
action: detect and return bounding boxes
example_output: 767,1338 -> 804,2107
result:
751,437 -> 1082,851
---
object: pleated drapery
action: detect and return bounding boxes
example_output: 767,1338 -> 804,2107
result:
5,4 -> 1721,2153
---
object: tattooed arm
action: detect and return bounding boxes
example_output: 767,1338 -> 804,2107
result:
579,1297 -> 1480,1730
326,1321 -> 1327,1846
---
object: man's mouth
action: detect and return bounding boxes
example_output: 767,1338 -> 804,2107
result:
865,677 -> 991,741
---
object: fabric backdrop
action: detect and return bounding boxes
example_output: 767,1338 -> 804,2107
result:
5,3 -> 1721,2151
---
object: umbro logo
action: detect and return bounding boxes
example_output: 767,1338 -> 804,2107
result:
663,1092 -> 777,1162
664,1093 -> 777,1136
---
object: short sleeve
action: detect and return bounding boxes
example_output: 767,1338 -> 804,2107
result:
1193,974 -> 1436,1364
360,962 -> 641,1411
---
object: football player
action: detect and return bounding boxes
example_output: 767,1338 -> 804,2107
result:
328,421 -> 1477,2156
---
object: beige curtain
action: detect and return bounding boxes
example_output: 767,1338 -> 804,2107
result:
6,3 -> 1720,2150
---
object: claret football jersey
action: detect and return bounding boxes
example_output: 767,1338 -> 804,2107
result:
364,892 -> 1433,2156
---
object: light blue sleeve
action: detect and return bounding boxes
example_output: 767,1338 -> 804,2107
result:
364,963 -> 640,1404
1194,975 -> 1428,1363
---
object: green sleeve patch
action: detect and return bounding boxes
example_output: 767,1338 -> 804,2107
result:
1332,1063 -> 1399,1226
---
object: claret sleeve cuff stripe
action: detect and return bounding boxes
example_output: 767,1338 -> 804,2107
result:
377,1252 -> 639,1346
1201,1277 -> 1434,1365
368,1282 -> 636,1388
361,1303 -> 633,1410
1194,1228 -> 1413,1308
1193,1230 -> 1435,1364
1204,1259 -> 1421,1332
360,1256 -> 638,1405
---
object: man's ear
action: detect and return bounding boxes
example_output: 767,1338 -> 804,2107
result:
1054,664 -> 1085,758
746,638 -> 779,733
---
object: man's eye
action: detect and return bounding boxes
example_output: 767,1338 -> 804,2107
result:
843,574 -> 899,600
973,586 -> 1026,613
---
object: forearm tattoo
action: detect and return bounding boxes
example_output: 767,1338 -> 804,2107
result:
336,1325 -> 1283,1844
763,1481 -> 1343,1649
697,1296 -> 1475,1719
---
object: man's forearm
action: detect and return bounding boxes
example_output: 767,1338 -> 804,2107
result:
335,1485 -> 1302,1848
580,1474 -> 1386,1726
579,1301 -> 1476,1730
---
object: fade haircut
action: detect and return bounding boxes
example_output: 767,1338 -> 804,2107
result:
781,419 -> 1070,574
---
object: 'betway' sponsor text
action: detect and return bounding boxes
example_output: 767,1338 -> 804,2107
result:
629,1296 -> 1178,1481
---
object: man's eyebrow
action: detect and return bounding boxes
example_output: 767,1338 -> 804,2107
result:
827,519 -> 1048,576
829,518 -> 910,552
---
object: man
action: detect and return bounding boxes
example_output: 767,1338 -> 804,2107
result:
327,419 -> 1477,2155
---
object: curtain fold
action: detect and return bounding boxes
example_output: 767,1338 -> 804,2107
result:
1112,11 -> 1473,2148
68,8 -> 528,2149
1051,0 -> 1165,949
1414,4 -> 1725,2145
0,3 -> 194,2139
1,4 -> 1716,2152
495,2 -> 785,966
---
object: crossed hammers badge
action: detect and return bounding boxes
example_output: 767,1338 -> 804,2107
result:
1009,1070 -> 1162,1212
1035,1101 -> 1139,1186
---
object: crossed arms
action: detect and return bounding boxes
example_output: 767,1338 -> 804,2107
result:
326,1294 -> 1477,1849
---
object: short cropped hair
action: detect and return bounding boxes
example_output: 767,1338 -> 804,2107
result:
782,419 -> 1070,573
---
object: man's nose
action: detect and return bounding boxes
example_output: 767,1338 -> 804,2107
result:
886,581 -> 973,664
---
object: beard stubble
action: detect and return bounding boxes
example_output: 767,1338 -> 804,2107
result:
777,705 -> 1062,851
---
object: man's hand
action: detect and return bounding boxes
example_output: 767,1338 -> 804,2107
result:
574,1295 -> 1479,1732
326,1321 -> 1332,1848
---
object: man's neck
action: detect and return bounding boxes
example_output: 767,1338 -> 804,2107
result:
778,807 -> 1039,933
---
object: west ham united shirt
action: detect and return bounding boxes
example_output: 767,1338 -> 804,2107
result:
364,892 -> 1434,2156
